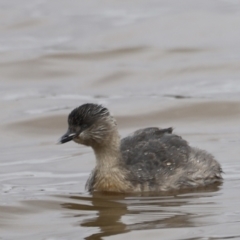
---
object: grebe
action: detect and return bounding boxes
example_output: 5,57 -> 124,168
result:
58,103 -> 222,193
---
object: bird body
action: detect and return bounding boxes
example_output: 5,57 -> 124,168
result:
59,103 -> 222,193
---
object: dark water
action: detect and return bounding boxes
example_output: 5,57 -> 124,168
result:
1,0 -> 240,239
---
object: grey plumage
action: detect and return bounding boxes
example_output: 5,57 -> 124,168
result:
121,127 -> 222,191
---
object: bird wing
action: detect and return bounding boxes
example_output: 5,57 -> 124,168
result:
120,127 -> 190,178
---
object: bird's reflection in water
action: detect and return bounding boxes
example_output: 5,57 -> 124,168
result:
61,183 -> 222,240
61,192 -> 129,240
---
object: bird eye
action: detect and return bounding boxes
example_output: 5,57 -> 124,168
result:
81,124 -> 88,130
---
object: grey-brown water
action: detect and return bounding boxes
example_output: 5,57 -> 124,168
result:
1,0 -> 240,239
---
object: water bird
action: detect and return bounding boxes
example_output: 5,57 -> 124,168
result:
59,103 -> 222,193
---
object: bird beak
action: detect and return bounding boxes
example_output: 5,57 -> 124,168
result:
58,130 -> 77,144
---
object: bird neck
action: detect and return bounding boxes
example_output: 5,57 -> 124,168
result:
93,130 -> 122,170
89,129 -> 133,192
